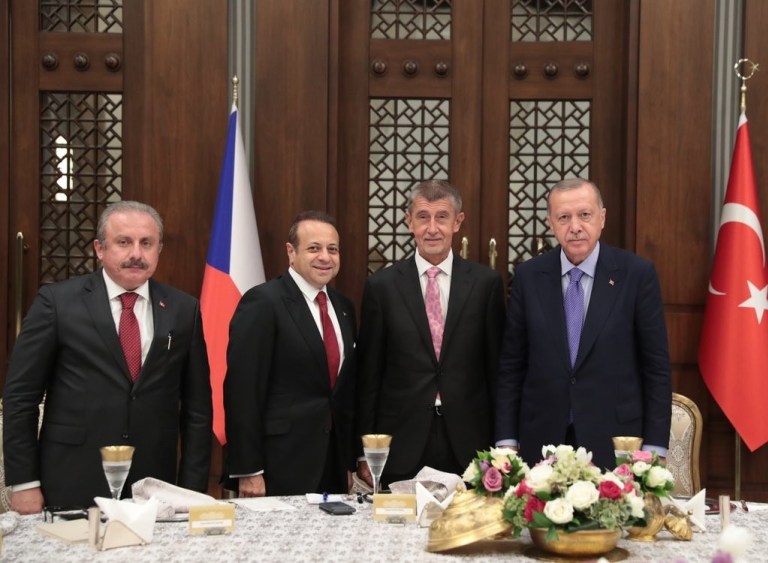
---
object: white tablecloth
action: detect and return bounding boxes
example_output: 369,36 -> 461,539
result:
2,497 -> 766,562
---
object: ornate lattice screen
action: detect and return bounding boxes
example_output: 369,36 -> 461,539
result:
38,1 -> 124,284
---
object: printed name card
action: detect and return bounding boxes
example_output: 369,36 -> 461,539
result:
188,504 -> 235,535
373,494 -> 416,523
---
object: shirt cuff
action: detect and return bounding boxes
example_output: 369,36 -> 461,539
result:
495,439 -> 519,448
9,481 -> 41,493
229,471 -> 264,478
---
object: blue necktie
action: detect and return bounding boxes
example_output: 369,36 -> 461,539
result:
565,268 -> 584,367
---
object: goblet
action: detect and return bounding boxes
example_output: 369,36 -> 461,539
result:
361,434 -> 392,496
100,445 -> 135,500
612,436 -> 643,460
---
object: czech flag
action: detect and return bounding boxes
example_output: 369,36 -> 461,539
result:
201,103 -> 265,445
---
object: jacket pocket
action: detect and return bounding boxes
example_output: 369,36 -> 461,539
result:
41,422 -> 86,445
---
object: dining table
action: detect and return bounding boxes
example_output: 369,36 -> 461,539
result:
1,495 -> 766,562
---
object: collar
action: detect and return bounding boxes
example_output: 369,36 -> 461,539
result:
414,249 -> 454,278
102,269 -> 151,302
288,267 -> 327,302
559,241 -> 600,278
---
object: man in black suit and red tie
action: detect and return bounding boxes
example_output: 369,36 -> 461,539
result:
224,211 -> 357,496
495,178 -> 672,470
3,201 -> 212,513
356,180 -> 507,488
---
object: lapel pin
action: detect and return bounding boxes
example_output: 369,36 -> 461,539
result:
159,300 -> 166,308
609,279 -> 615,286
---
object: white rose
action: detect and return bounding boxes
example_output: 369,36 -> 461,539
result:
574,447 -> 592,465
491,446 -> 517,459
565,480 -> 599,510
543,498 -> 574,525
632,461 -> 651,476
600,472 -> 623,487
629,494 -> 646,519
527,464 -> 554,494
555,444 -> 574,459
462,462 -> 479,482
646,466 -> 674,489
541,444 -> 557,458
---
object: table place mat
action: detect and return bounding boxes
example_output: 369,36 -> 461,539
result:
230,498 -> 296,512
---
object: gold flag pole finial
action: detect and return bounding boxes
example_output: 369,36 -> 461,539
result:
232,75 -> 239,108
734,59 -> 759,113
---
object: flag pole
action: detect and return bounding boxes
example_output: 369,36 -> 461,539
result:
232,74 -> 239,107
731,58 -> 759,502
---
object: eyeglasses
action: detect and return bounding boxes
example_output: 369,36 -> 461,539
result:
42,505 -> 88,523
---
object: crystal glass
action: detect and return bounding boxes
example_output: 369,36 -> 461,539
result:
100,445 -> 135,500
361,434 -> 392,496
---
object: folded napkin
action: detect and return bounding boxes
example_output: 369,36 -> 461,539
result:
415,482 -> 456,528
131,477 -> 219,519
664,488 -> 707,532
388,466 -> 466,501
95,496 -> 158,546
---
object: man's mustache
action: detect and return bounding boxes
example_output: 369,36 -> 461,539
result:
120,259 -> 149,269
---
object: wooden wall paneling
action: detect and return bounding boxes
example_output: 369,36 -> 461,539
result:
335,1 -> 370,309
253,0 -> 330,280
124,0 -> 228,297
1,0 -> 10,383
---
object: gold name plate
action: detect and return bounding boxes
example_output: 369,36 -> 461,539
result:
188,504 -> 236,535
372,494 -> 416,522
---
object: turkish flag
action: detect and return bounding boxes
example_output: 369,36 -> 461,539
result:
699,113 -> 768,451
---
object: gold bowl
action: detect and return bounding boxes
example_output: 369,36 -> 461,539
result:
612,436 -> 643,456
530,527 -> 621,557
99,445 -> 135,462
426,491 -> 512,552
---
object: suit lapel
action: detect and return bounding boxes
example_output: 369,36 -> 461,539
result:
394,258 -> 438,364
134,280 -> 171,388
441,256 -> 473,361
83,270 -> 132,385
280,274 -> 328,377
576,246 -> 621,370
534,250 -> 572,370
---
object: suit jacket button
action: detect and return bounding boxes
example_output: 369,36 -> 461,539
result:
570,377 -> 576,385
122,433 -> 129,439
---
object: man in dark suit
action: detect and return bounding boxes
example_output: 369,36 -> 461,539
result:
3,201 -> 212,513
495,178 -> 671,470
356,180 -> 506,487
224,211 -> 356,496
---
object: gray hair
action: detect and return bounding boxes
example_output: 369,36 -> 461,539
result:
407,179 -> 462,214
96,201 -> 164,244
547,178 -> 604,213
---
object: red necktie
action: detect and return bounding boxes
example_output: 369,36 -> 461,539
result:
315,291 -> 340,388
119,292 -> 142,382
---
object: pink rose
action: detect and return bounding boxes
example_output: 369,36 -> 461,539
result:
598,480 -> 623,500
631,450 -> 653,463
614,463 -> 634,479
624,481 -> 635,493
516,479 -> 533,498
524,497 -> 546,522
482,467 -> 503,492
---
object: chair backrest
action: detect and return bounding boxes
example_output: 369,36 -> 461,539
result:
667,392 -> 703,497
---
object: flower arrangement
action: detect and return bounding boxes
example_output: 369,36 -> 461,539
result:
613,449 -> 674,498
501,445 -> 645,541
462,447 -> 529,497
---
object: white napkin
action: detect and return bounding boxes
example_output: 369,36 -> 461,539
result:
94,496 -> 158,544
665,488 -> 707,532
131,477 -> 220,518
388,466 -> 466,501
415,482 -> 455,528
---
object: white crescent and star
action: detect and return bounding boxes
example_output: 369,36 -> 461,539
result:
709,201 -> 768,323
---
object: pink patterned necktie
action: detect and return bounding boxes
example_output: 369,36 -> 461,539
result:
315,291 -> 340,389
119,292 -> 142,381
425,267 -> 444,358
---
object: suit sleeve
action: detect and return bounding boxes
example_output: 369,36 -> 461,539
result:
177,299 -> 213,492
3,286 -> 59,486
355,278 -> 385,444
495,271 -> 529,444
635,262 -> 672,448
224,288 -> 276,474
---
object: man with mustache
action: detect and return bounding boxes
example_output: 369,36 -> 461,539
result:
3,201 -> 212,512
495,178 -> 671,470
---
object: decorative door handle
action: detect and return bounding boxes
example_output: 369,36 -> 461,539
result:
489,238 -> 497,270
460,236 -> 468,259
15,232 -> 25,336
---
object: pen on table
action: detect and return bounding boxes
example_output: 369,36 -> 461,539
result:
167,332 -> 172,350
322,492 -> 328,503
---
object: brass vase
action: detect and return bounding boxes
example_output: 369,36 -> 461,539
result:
529,527 -> 621,557
627,492 -> 665,541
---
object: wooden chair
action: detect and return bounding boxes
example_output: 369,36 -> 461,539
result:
667,392 -> 703,497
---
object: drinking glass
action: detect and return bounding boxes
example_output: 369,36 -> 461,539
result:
361,434 -> 392,496
100,445 -> 135,500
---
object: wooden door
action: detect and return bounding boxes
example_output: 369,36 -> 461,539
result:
335,0 -> 631,307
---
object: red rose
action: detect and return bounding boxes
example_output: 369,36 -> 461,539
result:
516,479 -> 533,498
598,480 -> 623,500
524,497 -> 546,522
